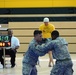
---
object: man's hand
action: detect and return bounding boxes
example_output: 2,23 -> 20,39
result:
41,44 -> 45,47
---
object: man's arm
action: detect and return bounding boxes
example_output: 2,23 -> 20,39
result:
31,42 -> 54,56
39,25 -> 42,31
50,24 -> 55,33
15,38 -> 20,49
13,37 -> 20,50
15,46 -> 19,49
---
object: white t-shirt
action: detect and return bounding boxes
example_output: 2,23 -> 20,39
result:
6,36 -> 20,49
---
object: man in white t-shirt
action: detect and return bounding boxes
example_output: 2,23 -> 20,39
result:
0,29 -> 20,68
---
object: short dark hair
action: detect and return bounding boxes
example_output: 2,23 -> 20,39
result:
51,30 -> 59,37
34,30 -> 42,36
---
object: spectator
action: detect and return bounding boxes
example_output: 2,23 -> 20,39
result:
0,29 -> 20,68
39,17 -> 55,67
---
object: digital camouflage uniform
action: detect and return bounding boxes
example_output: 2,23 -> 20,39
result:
22,38 -> 49,75
36,37 -> 73,75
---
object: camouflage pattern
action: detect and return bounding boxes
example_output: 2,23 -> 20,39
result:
22,38 -> 49,75
36,37 -> 73,75
22,63 -> 37,75
50,60 -> 73,75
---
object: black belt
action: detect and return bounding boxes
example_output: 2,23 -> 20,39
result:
57,58 -> 71,61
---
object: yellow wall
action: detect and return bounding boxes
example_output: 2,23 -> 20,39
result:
0,0 -> 76,8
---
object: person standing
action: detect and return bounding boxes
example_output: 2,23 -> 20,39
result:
39,17 -> 55,67
22,30 -> 49,75
36,30 -> 73,75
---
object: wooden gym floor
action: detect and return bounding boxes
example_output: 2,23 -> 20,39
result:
0,54 -> 76,75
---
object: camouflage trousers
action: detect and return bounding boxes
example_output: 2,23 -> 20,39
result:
22,63 -> 37,75
50,60 -> 73,75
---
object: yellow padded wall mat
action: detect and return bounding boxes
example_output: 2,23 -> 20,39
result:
0,0 -> 76,8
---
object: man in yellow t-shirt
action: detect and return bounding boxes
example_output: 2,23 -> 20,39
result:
39,17 -> 55,67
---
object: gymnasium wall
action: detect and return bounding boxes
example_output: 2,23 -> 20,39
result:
0,0 -> 76,8
8,22 -> 76,53
0,0 -> 76,53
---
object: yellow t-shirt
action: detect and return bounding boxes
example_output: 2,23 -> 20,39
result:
39,23 -> 55,38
